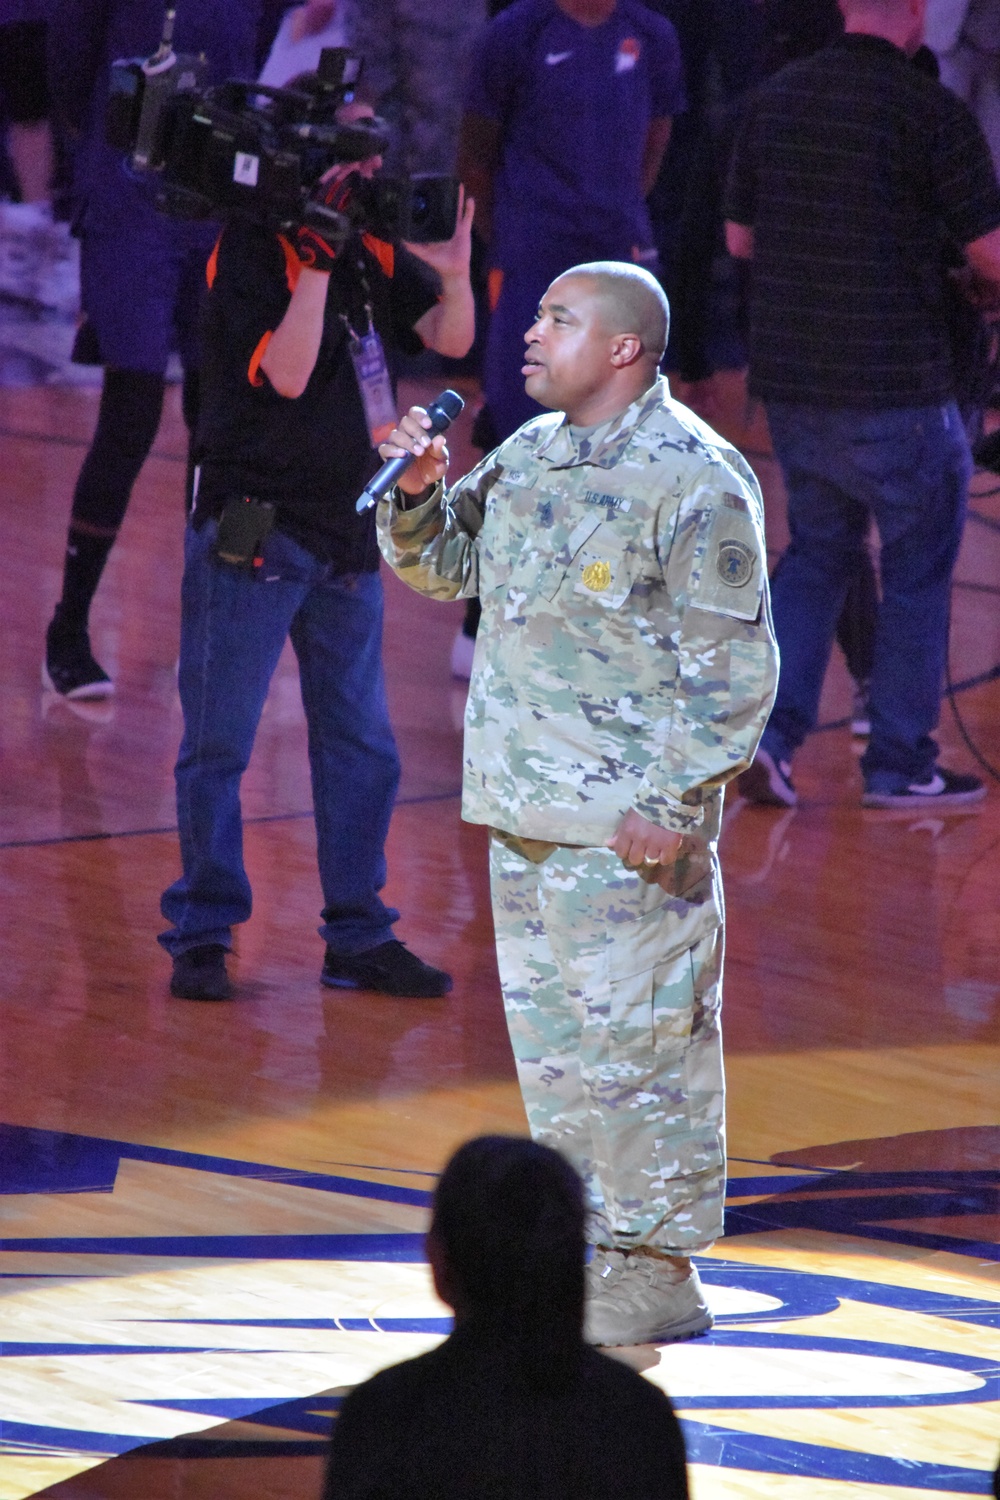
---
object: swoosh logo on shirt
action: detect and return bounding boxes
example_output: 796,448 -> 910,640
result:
545,50 -> 574,65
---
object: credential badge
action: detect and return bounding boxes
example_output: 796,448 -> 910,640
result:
582,560 -> 612,592
717,539 -> 755,588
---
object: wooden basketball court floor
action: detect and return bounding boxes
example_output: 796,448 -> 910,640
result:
1,365 -> 998,1500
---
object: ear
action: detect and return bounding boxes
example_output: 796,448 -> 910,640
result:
609,332 -> 644,369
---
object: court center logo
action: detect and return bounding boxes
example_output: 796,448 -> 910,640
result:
0,1125 -> 997,1496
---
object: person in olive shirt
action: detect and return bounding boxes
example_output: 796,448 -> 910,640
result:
158,130 -> 475,1001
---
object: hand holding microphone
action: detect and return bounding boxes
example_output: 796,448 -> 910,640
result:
357,390 -> 464,511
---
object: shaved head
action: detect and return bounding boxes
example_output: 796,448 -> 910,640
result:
558,262 -> 670,361
839,0 -> 925,52
840,0 -> 908,14
523,264 -> 669,423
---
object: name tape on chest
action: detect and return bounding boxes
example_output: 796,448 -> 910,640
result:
582,489 -> 632,512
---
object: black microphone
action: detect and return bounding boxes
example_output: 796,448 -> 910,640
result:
356,389 -> 465,512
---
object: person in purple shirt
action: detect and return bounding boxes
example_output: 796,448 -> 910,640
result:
43,0 -> 261,700
459,0 -> 685,442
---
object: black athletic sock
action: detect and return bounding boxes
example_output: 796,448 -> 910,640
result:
55,368 -> 166,631
52,530 -> 117,638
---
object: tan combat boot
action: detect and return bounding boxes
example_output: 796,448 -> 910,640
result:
584,1247 -> 713,1347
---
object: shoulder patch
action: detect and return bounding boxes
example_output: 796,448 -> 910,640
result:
691,504 -> 764,622
716,537 -> 755,589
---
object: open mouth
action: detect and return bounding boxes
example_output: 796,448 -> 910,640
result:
522,355 -> 544,376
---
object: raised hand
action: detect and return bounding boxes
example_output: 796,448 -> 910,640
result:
377,406 -> 450,495
404,186 -> 475,284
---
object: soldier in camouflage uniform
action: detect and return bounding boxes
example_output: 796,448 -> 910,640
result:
377,262 -> 778,1346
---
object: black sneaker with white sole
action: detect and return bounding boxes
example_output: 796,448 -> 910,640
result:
862,768 -> 985,809
322,939 -> 452,998
44,620 -> 113,699
737,746 -> 797,807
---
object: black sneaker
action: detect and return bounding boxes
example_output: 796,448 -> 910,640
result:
44,618 -> 113,700
862,768 -> 986,809
322,939 -> 452,998
170,945 -> 233,1001
737,746 -> 797,807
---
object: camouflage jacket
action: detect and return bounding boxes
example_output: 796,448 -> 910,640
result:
378,378 -> 779,846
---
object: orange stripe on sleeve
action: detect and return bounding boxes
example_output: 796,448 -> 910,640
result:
362,234 -> 395,279
206,235 -> 222,289
248,330 -> 273,387
276,233 -> 302,293
487,267 -> 504,312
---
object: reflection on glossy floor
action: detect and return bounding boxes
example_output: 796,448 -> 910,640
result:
1,371 -> 998,1500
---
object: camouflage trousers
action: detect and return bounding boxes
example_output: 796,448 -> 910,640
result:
489,834 -> 726,1253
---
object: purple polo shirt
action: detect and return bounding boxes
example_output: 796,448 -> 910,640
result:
466,0 -> 685,266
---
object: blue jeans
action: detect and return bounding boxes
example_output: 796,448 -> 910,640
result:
763,402 -> 971,792
159,522 -> 401,958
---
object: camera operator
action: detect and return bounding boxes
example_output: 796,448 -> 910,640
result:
158,99 -> 475,1001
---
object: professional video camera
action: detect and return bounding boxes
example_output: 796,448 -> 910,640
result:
106,9 -> 460,246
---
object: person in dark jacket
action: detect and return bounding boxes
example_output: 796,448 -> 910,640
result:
323,1135 -> 690,1500
158,119 -> 474,1002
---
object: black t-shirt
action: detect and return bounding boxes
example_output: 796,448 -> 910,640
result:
322,1324 -> 689,1500
192,221 -> 441,570
723,34 -> 1000,408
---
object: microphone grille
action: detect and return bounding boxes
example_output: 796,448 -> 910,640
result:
428,389 -> 465,427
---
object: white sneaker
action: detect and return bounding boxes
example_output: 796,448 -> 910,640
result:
0,203 -> 79,316
35,217 -> 80,318
0,200 -> 45,304
450,628 -> 476,680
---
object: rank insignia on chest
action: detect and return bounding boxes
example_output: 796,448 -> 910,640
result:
581,560 -> 613,592
716,539 -> 755,589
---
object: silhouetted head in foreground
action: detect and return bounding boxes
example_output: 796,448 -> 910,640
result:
427,1135 -> 586,1387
